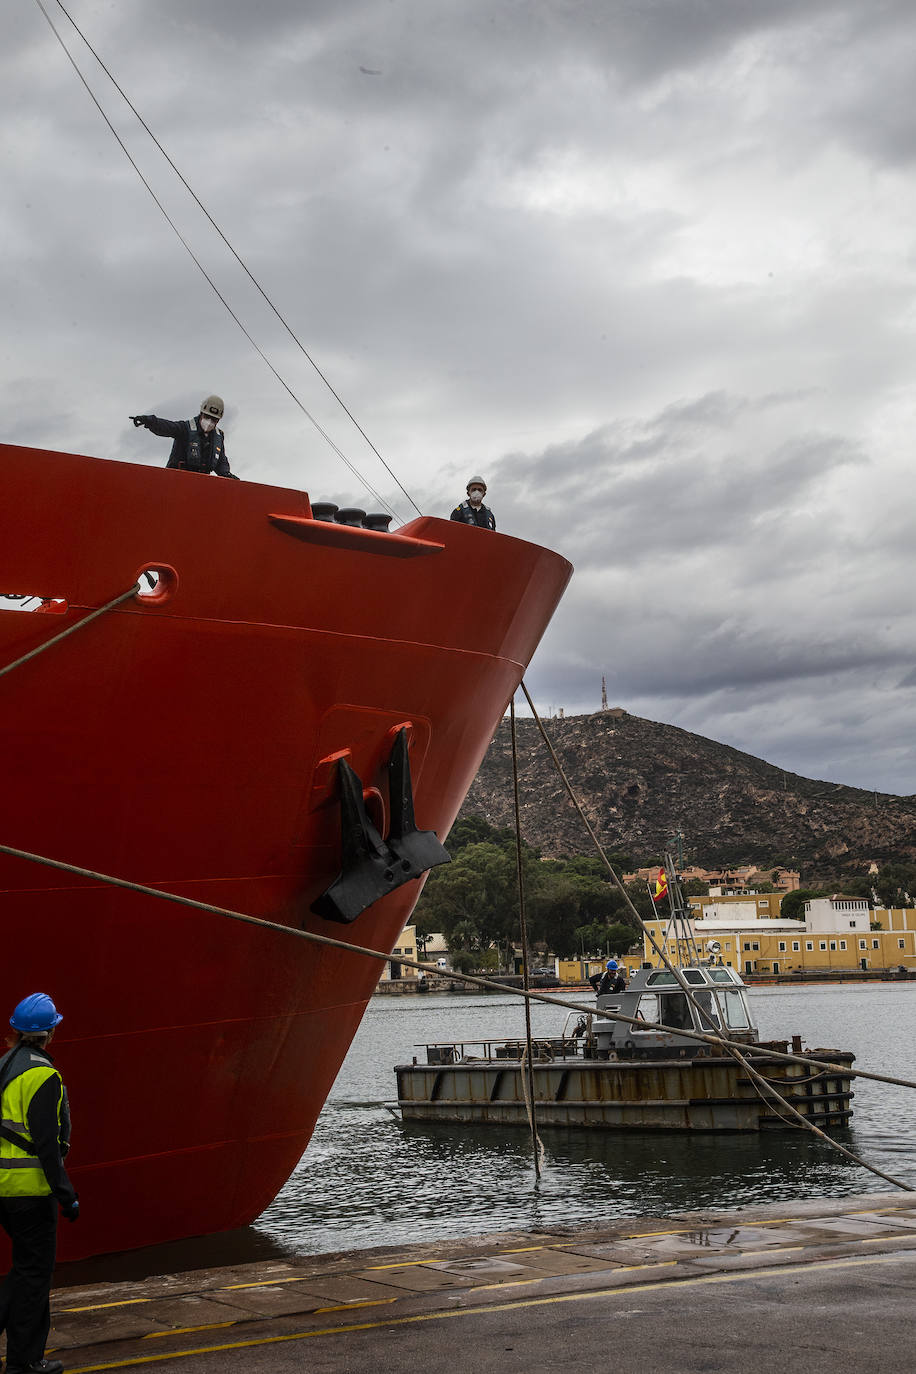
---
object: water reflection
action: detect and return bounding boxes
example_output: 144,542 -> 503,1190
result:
255,983 -> 916,1256
58,982 -> 916,1283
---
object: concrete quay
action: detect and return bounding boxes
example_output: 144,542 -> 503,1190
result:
44,1192 -> 916,1374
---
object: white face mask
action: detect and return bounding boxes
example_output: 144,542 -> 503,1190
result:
468,488 -> 484,504
200,416 -> 217,433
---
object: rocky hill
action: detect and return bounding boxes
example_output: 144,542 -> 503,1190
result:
458,709 -> 916,883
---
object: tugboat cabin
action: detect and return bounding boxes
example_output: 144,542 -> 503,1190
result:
584,963 -> 758,1059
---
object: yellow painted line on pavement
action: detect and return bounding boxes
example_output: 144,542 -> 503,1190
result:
143,1324 -> 236,1340
58,1299 -> 150,1313
624,1215 -> 807,1239
493,1243 -> 567,1254
471,1279 -> 542,1292
364,1240 -> 574,1269
601,1260 -> 677,1273
222,1275 -> 321,1290
313,1299 -> 398,1314
64,1250 -> 916,1373
362,1257 -> 446,1270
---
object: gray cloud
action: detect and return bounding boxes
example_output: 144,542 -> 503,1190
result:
4,0 -> 916,794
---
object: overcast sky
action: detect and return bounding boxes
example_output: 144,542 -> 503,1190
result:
4,1 -> 916,793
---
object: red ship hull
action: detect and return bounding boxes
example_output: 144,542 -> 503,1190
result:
0,444 -> 571,1260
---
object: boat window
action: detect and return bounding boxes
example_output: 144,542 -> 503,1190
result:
690,989 -> 720,1030
647,971 -> 678,986
633,993 -> 660,1028
658,992 -> 692,1031
563,1011 -> 591,1040
717,990 -> 750,1029
709,968 -> 737,984
681,970 -> 705,984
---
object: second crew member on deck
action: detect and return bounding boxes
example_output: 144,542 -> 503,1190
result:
450,477 -> 495,529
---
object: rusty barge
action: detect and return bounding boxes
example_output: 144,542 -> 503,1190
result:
395,963 -> 855,1132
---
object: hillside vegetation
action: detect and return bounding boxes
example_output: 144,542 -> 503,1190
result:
455,709 -> 916,883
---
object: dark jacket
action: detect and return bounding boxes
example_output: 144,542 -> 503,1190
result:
450,501 -> 496,530
142,416 -> 234,477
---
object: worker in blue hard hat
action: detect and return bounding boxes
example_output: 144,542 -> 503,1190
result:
588,959 -> 617,996
588,958 -> 627,997
0,993 -> 78,1374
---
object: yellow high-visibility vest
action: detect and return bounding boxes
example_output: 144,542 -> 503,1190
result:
0,1053 -> 65,1197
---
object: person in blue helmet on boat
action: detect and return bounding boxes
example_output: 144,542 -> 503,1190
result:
589,958 -> 626,996
130,395 -> 239,478
0,993 -> 78,1374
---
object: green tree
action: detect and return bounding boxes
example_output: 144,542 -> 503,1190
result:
575,920 -> 640,957
415,815 -> 646,964
779,889 -> 826,921
870,863 -> 916,909
449,949 -> 476,974
624,879 -> 657,925
681,878 -> 709,897
414,838 -> 544,967
444,815 -> 503,855
526,862 -> 639,958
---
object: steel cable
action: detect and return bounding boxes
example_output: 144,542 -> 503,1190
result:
0,836 -> 909,1091
510,698 -> 543,1179
0,584 -> 141,682
32,0 -> 406,522
515,679 -> 913,1191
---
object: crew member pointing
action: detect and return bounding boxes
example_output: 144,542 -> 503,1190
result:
130,395 -> 239,478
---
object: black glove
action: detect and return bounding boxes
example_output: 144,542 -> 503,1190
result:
130,415 -> 151,428
62,1199 -> 79,1222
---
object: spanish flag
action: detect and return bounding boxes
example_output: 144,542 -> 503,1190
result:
652,868 -> 668,903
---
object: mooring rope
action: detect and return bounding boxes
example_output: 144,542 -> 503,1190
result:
0,838 -> 910,1088
0,583 -> 141,683
510,698 -> 542,1179
518,1043 -> 547,1177
514,681 -> 913,1191
632,909 -> 847,1141
0,831 -> 912,1184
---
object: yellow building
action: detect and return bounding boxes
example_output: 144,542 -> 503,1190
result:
379,924 -> 418,981
557,957 -> 640,985
643,898 -> 916,974
687,892 -> 784,920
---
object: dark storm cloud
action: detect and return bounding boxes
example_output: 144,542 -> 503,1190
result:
493,391 -> 865,571
5,0 -> 916,793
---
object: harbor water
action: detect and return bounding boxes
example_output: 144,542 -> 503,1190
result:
254,981 -> 916,1257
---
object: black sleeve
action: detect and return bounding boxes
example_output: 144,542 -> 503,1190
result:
26,1075 -> 77,1208
143,415 -> 185,439
214,436 -> 232,478
449,507 -> 462,521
